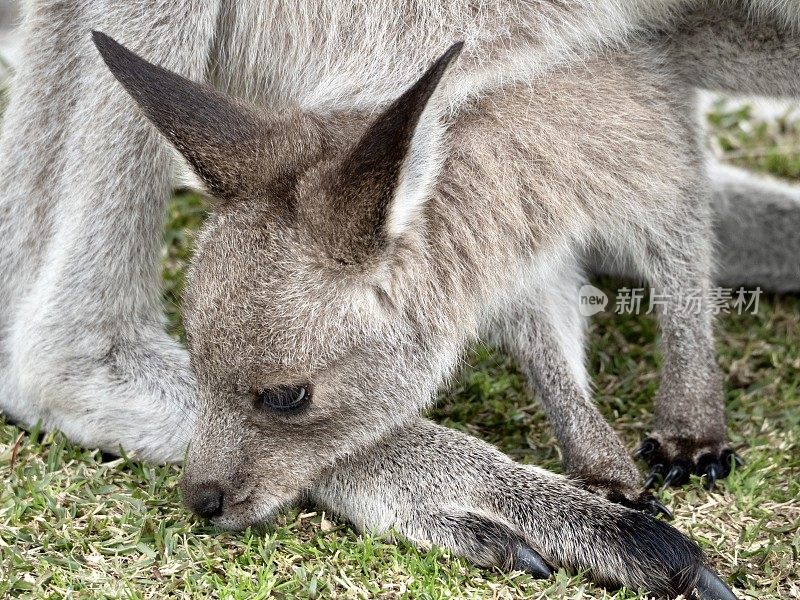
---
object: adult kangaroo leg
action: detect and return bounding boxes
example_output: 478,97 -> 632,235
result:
0,1 -> 221,462
0,2 -> 82,328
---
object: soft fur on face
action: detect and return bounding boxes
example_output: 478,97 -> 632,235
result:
181,199 -> 447,526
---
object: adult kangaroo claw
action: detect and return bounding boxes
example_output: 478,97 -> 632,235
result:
512,545 -> 553,579
695,565 -> 736,600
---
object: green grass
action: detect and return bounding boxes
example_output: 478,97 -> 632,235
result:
2,101 -> 799,598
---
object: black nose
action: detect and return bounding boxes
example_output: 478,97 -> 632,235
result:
184,482 -> 224,519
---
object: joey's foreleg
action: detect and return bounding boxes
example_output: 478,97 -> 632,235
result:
309,418 -> 735,600
490,271 -> 667,516
630,195 -> 740,491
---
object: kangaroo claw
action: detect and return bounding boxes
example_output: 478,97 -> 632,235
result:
644,463 -> 666,489
704,463 -> 719,491
721,449 -> 744,469
695,565 -> 736,600
607,489 -> 674,519
644,495 -> 673,520
696,450 -> 743,490
633,437 -> 659,459
512,545 -> 553,579
636,436 -> 743,492
662,461 -> 690,488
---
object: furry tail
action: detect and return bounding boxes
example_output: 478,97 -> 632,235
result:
590,161 -> 800,292
710,163 -> 800,292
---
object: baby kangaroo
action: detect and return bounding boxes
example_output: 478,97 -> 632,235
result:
90,5 -> 795,598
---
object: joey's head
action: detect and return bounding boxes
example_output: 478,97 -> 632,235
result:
94,32 -> 463,527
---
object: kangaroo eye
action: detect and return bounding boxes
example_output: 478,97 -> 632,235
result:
257,385 -> 311,413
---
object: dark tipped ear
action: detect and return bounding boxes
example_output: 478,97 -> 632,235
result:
92,31 -> 263,200
327,42 -> 463,262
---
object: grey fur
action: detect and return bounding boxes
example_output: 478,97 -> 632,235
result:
1,1 -> 799,597
312,418 -> 705,596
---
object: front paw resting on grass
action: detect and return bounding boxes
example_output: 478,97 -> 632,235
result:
634,436 -> 743,491
580,477 -> 673,519
311,419 -> 735,599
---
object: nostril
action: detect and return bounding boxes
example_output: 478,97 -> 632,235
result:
187,482 -> 225,520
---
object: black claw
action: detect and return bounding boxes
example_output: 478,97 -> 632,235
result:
648,497 -> 673,520
662,463 -> 688,488
705,463 -> 719,491
695,565 -> 737,600
100,451 -> 121,463
723,450 -> 744,468
644,464 -> 665,489
633,438 -> 659,459
512,546 -> 552,579
640,437 -> 740,493
609,491 -> 673,519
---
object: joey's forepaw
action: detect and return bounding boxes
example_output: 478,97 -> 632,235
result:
581,478 -> 672,519
610,490 -> 673,520
634,437 -> 743,491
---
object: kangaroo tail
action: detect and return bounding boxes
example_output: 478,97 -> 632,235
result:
587,159 -> 800,291
709,162 -> 800,292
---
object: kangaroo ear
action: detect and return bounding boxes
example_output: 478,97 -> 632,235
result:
326,42 -> 463,262
92,31 -> 265,201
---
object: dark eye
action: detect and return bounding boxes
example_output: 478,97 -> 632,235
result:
257,385 -> 312,414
